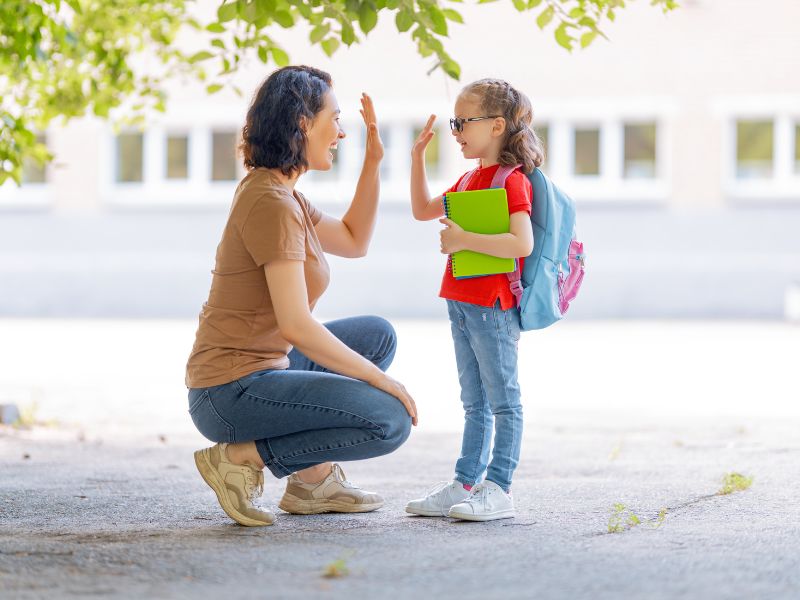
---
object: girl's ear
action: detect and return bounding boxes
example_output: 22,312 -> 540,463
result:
492,117 -> 507,138
299,115 -> 311,133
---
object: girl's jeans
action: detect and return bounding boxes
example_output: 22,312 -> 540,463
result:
447,299 -> 523,492
188,315 -> 412,479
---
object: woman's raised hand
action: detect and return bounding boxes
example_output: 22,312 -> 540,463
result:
411,114 -> 436,161
360,92 -> 384,165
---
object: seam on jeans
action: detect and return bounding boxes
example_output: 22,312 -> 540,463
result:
276,433 -> 382,462
489,303 -> 521,489
205,392 -> 235,441
455,314 -> 492,485
239,390 -> 386,437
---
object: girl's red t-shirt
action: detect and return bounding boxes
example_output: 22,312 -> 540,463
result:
439,163 -> 533,310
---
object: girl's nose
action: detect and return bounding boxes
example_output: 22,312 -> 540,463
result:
339,129 -> 346,139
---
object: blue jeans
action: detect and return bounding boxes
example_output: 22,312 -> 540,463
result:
447,299 -> 523,492
188,316 -> 412,479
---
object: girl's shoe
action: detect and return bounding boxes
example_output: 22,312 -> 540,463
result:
278,463 -> 384,514
447,480 -> 515,521
194,443 -> 275,526
405,480 -> 471,517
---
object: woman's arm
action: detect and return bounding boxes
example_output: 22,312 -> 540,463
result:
439,212 -> 533,259
264,259 -> 418,425
410,115 -> 445,222
314,93 -> 384,258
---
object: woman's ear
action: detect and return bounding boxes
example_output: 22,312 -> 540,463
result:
492,117 -> 507,138
299,115 -> 310,133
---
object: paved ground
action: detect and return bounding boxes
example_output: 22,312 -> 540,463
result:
1,320 -> 798,598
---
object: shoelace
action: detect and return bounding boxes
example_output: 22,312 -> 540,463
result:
332,464 -> 360,490
244,469 -> 264,503
464,483 -> 489,506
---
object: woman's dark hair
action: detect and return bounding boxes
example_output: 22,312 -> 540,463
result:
239,65 -> 333,177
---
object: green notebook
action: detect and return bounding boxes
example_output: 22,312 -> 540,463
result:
442,188 -> 515,279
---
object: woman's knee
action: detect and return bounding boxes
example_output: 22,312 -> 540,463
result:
375,398 -> 411,452
363,315 -> 397,369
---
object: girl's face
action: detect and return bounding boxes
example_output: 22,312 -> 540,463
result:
451,94 -> 505,161
304,89 -> 346,172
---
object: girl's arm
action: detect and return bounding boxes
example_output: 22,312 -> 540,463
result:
439,212 -> 533,259
410,114 -> 445,222
264,259 -> 418,425
315,93 -> 383,257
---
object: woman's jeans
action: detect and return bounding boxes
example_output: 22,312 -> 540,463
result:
447,299 -> 523,492
188,316 -> 412,479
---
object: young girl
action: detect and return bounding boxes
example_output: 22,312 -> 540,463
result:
406,78 -> 544,521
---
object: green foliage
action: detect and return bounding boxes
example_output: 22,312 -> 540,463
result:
1,0 -> 196,185
2,0 -> 677,185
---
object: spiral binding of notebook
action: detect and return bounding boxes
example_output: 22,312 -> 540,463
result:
442,194 -> 459,277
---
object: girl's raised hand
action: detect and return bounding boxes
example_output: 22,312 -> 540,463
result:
411,114 -> 436,161
360,92 -> 384,165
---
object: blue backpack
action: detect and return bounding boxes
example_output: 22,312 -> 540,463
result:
456,164 -> 585,330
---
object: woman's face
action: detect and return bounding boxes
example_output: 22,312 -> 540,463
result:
304,89 -> 346,171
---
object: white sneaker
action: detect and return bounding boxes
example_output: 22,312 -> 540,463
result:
405,480 -> 471,517
447,480 -> 515,521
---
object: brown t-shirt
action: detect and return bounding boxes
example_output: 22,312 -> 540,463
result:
185,168 -> 330,388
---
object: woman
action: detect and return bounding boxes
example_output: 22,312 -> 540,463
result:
185,66 -> 417,527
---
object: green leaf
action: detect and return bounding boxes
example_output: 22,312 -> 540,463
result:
395,9 -> 414,32
274,10 -> 294,28
206,23 -> 226,33
257,46 -> 268,63
442,59 -> 461,79
580,31 -> 597,48
321,37 -> 340,56
206,83 -> 224,94
554,23 -> 574,51
270,47 -> 290,66
310,23 -> 331,43
527,0 -> 542,7
427,5 -> 448,36
341,22 -> 356,45
512,0 -> 526,11
536,5 -> 554,29
358,3 -> 378,34
211,39 -> 226,49
217,2 -> 238,22
442,9 -> 464,23
188,51 -> 214,63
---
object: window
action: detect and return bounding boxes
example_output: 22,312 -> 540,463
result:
535,124 -> 549,166
22,135 -> 47,184
211,131 -> 237,181
413,125 -> 441,177
116,133 -> 143,183
736,120 -> 773,179
574,128 -> 600,176
795,124 -> 800,174
166,134 -> 188,180
624,123 -> 657,179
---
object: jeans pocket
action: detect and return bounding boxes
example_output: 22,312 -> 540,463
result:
188,390 -> 235,443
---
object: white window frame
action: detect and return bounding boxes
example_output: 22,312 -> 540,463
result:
101,103 -> 246,208
717,96 -> 800,202
536,98 -> 673,203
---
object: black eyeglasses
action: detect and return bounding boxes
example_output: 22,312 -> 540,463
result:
449,116 -> 502,133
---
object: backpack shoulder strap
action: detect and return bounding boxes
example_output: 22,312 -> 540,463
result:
456,168 -> 478,192
490,163 -> 523,189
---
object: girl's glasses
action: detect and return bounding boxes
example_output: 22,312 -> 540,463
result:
449,115 -> 502,133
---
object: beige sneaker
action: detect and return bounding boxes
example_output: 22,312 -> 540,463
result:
193,443 -> 275,527
278,464 -> 384,515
